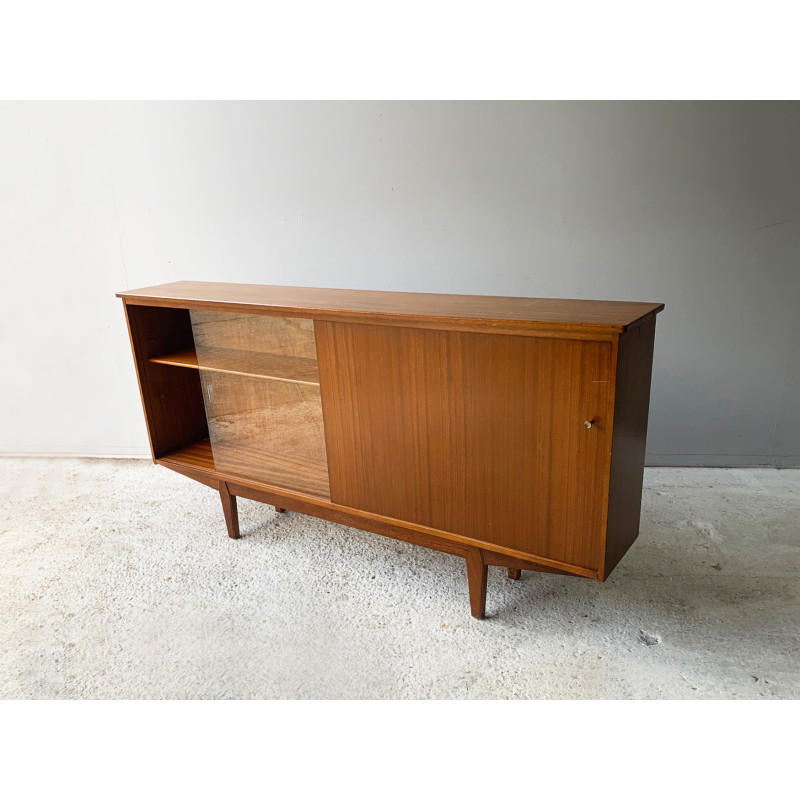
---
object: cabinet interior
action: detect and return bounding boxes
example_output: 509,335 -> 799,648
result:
133,305 -> 329,499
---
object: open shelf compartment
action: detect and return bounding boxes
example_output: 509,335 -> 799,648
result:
128,304 -> 330,499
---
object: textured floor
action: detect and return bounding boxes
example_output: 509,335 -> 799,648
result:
1,457 -> 798,699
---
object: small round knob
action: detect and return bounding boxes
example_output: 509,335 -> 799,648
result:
584,420 -> 593,429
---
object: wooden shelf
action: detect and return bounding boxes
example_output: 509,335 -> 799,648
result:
158,439 -> 330,500
149,347 -> 320,385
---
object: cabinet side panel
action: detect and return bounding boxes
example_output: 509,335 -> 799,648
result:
123,303 -> 209,459
603,315 -> 657,579
316,321 -> 613,570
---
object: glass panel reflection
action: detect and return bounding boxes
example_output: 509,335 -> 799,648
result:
190,310 -> 329,498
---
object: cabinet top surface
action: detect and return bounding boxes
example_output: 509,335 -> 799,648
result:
117,281 -> 664,333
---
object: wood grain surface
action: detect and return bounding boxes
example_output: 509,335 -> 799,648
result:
159,439 -> 330,499
316,321 -> 614,570
149,346 -> 320,385
189,309 -> 317,358
118,281 -> 663,335
219,482 -> 240,539
466,548 -> 489,619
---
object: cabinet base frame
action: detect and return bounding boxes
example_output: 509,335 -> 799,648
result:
158,459 -> 590,619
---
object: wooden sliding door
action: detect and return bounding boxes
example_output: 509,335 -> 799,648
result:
316,322 -> 614,570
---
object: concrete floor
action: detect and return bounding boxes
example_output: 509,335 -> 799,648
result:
1,457 -> 798,699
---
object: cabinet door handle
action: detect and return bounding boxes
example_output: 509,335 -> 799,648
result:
584,420 -> 594,429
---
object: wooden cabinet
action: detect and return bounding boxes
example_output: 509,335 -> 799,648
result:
118,281 -> 663,618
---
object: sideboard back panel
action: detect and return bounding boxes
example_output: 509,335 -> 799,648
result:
316,322 -> 614,570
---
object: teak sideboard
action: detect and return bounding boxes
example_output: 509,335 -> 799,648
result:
118,281 -> 663,619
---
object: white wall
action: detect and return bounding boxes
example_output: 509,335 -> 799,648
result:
1,101 -> 798,464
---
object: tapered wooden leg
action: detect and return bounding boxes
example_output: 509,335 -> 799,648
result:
275,506 -> 287,513
508,568 -> 522,580
466,548 -> 488,619
220,482 -> 240,539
